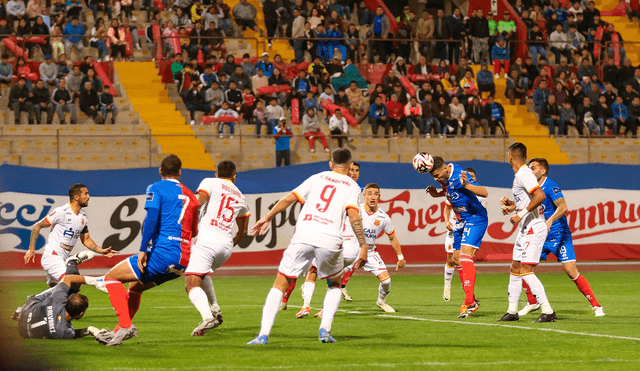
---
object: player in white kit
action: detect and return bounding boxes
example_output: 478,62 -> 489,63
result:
247,149 -> 368,344
358,183 -> 406,312
294,162 -> 361,319
185,161 -> 250,337
23,183 -> 115,292
499,143 -> 557,323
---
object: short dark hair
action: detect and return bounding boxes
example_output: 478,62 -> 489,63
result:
160,154 -> 182,176
364,183 -> 379,191
332,148 -> 352,165
68,183 -> 87,200
217,160 -> 236,178
351,161 -> 360,169
465,167 -> 476,175
508,142 -> 527,159
431,156 -> 445,173
66,293 -> 89,317
529,158 -> 549,174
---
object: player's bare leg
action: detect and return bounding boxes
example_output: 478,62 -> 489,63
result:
319,275 -> 343,343
280,279 -> 297,310
297,266 -> 318,318
563,262 -> 604,316
186,274 -> 222,336
340,266 -> 355,301
375,272 -> 394,313
248,273 -> 292,344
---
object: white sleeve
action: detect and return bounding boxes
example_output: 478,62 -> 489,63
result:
45,207 -> 64,226
292,175 -> 316,204
383,214 -> 395,235
346,183 -> 360,211
237,197 -> 251,219
519,168 -> 541,195
196,178 -> 215,197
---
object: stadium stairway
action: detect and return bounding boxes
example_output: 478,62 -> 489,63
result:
474,65 -> 571,164
599,0 -> 640,62
114,62 -> 217,170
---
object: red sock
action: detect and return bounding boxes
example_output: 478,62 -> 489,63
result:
521,280 -> 537,304
282,279 -> 297,304
460,254 -> 476,306
573,274 -> 600,307
342,270 -> 355,287
128,291 -> 142,319
456,266 -> 464,288
105,279 -> 132,329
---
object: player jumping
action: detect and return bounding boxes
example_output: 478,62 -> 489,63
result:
429,157 -> 488,318
247,149 -> 367,344
517,158 -> 604,317
95,155 -> 199,346
499,143 -> 556,323
185,160 -> 251,336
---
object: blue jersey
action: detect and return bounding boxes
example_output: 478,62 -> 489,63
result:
142,179 -> 198,268
540,177 -> 570,234
445,163 -> 488,222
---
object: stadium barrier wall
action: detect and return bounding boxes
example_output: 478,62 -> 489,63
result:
1,161 -> 639,269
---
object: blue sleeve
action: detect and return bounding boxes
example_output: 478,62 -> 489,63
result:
369,103 -> 378,118
491,46 -> 499,60
144,184 -> 160,210
140,205 -> 160,252
545,179 -> 564,202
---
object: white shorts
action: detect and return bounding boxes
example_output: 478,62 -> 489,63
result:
342,237 -> 360,266
363,250 -> 388,277
279,242 -> 343,280
444,230 -> 454,254
185,242 -> 232,276
40,247 -> 69,286
513,220 -> 548,265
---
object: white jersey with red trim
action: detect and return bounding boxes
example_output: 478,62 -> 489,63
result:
43,204 -> 88,259
290,171 -> 361,248
513,165 -> 545,229
360,204 -> 394,252
196,178 -> 250,247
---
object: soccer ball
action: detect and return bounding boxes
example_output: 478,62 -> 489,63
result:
412,152 -> 434,174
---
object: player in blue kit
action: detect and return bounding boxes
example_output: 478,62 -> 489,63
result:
96,155 -> 199,346
429,157 -> 489,318
517,158 -> 605,317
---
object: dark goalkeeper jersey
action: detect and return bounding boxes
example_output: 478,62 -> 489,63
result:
18,283 -> 76,339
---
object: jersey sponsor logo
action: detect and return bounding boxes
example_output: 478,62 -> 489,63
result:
363,227 -> 378,239
527,227 -> 534,235
62,227 -> 76,238
46,306 -> 55,333
146,192 -> 154,201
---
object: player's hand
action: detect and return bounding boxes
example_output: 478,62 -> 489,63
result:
251,217 -> 270,236
137,251 -> 148,274
354,247 -> 367,269
460,171 -> 468,187
501,204 -> 515,215
546,220 -> 552,232
425,185 -> 438,197
510,214 -> 522,225
100,246 -> 117,257
395,259 -> 406,271
446,221 -> 454,231
24,249 -> 36,264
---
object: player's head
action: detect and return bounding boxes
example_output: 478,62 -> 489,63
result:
216,160 -> 237,182
330,148 -> 352,170
348,161 -> 360,182
528,158 -> 549,181
465,167 -> 477,181
69,183 -> 89,207
429,156 -> 449,183
160,154 -> 182,179
66,293 -> 89,320
363,183 -> 380,209
508,142 -> 527,166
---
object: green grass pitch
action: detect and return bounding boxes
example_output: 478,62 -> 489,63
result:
1,271 -> 639,371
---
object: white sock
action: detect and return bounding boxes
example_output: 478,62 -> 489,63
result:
378,278 -> 391,302
319,287 -> 341,332
522,274 -> 553,313
444,265 -> 454,289
507,273 -> 523,314
200,275 -> 217,306
189,287 -> 214,321
259,288 -> 283,337
302,281 -> 315,307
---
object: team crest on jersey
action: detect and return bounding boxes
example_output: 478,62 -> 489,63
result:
146,192 -> 154,201
374,219 -> 380,226
552,187 -> 561,195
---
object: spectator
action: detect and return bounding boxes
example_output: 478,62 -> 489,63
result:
577,96 -> 598,135
448,96 -> 466,136
368,6 -> 390,63
577,58 -> 597,80
173,7 -> 192,28
52,79 -> 75,125
211,0 -> 233,34
432,9 -> 451,63
273,117 -> 293,166
455,57 -> 474,83
506,69 -> 527,105
251,68 -> 269,95
81,68 -> 103,94
49,0 -> 66,19
292,69 -> 311,95
469,8 -> 490,65
435,96 -> 452,136
87,0 -> 111,21
99,85 -> 116,125
90,18 -> 109,62
30,16 -> 50,57
416,10 -> 434,61
627,96 -> 640,138
0,54 -> 13,89
30,79 -> 54,125
191,0 -> 205,23
66,64 -> 84,101
107,19 -> 127,61
263,0 -> 281,46
612,95 -> 628,136
481,95 -> 505,136
214,101 -> 239,137
476,63 -> 495,96
291,7 -> 305,62
182,81 -> 211,125
39,55 -> 58,89
224,80 -> 243,114
533,69 -> 554,91
346,81 -> 365,121
602,23 -> 627,64
486,11 -> 498,46
441,72 -> 457,96
368,95 -> 388,137
560,101 -> 580,136
205,81 -> 225,112
9,77 -> 33,125
386,93 -> 404,138
533,80 -> 551,119
466,96 -> 487,136
302,107 -> 329,152
79,81 -> 101,123
583,1 -> 600,27
404,96 -> 422,137
345,24 -> 360,61
421,93 -> 441,137
603,83 -> 618,105
329,108 -> 349,147
199,64 -> 219,90
252,100 -> 269,137
447,8 -> 464,65
188,21 -> 208,60
528,23 -> 548,65
595,94 -> 616,135
233,0 -> 263,36
7,0 -> 26,26
459,70 -> 479,97
497,10 -> 516,42
620,84 -> 634,106
382,69 -> 400,95
542,94 -> 561,136
334,87 -> 349,108
549,23 -> 570,65
65,0 -> 83,19
63,17 -> 85,60
567,24 -> 586,64
265,97 -> 284,134
206,22 -> 226,57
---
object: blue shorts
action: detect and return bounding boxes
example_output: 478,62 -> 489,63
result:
128,252 -> 185,286
453,217 -> 488,250
541,230 -> 576,263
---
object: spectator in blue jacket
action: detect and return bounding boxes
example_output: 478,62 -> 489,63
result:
199,64 -> 219,89
476,63 -> 495,97
0,54 -> 13,88
63,17 -> 85,59
533,80 -> 551,123
255,52 -> 274,77
612,96 -> 628,135
369,95 -> 388,137
491,37 -> 510,79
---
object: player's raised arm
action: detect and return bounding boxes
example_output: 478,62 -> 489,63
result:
80,232 -> 116,257
460,171 -> 488,197
24,217 -> 52,264
251,192 -> 298,236
425,185 -> 447,198
347,208 -> 368,269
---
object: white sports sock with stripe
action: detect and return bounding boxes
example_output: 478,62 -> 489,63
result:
200,275 -> 217,306
188,287 -> 214,321
378,278 -> 391,302
302,281 -> 315,307
522,274 -> 553,313
319,287 -> 342,332
259,288 -> 283,337
507,273 -> 522,314
444,265 -> 455,289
